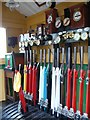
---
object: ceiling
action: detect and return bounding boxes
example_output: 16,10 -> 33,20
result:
16,1 -> 49,17
4,0 -> 62,16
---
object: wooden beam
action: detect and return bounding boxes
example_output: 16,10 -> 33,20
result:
33,0 -> 46,7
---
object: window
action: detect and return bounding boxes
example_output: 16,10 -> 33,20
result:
0,27 -> 7,58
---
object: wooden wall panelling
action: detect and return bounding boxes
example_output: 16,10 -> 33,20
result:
2,3 -> 26,27
2,3 -> 27,53
32,45 -> 53,63
6,27 -> 23,53
31,40 -> 88,65
0,69 -> 6,101
0,58 -> 5,65
26,11 -> 46,30
56,2 -> 82,16
71,41 -> 88,64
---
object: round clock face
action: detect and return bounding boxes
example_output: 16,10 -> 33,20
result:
63,18 -> 70,26
47,15 -> 52,24
77,29 -> 83,33
81,32 -> 88,41
74,33 -> 80,41
73,11 -> 82,22
84,27 -> 90,32
55,19 -> 61,28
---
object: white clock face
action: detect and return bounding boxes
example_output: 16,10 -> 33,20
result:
77,29 -> 83,33
74,33 -> 80,41
47,15 -> 52,24
81,32 -> 88,41
84,27 -> 90,32
73,11 -> 82,22
55,19 -> 61,28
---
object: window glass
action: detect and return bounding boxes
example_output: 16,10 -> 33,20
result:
0,27 -> 7,58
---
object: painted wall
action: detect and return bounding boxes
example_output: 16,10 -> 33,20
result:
2,3 -> 27,53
